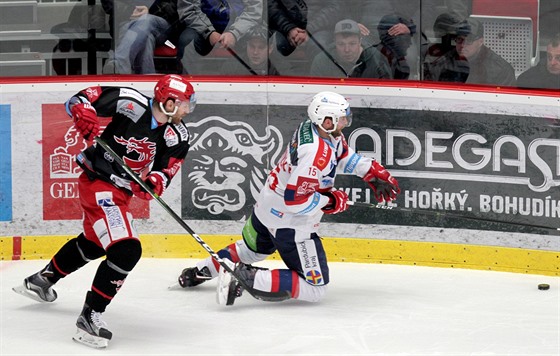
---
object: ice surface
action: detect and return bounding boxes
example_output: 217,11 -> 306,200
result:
1,259 -> 558,355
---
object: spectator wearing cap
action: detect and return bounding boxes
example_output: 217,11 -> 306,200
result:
517,33 -> 560,90
423,12 -> 470,82
424,16 -> 516,86
309,19 -> 391,79
221,25 -> 280,75
376,13 -> 416,79
455,17 -> 516,85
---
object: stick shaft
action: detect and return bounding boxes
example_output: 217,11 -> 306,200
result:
95,137 -> 290,301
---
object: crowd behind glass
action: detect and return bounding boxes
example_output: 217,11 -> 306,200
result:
0,0 -> 558,90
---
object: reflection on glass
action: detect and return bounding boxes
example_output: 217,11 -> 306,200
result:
0,0 -> 558,91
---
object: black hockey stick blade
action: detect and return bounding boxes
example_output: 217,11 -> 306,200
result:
95,137 -> 290,302
347,201 -> 560,232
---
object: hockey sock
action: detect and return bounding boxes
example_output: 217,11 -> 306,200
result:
46,233 -> 105,284
209,243 -> 241,273
89,239 -> 142,312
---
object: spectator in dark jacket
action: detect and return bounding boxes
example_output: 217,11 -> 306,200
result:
268,0 -> 340,58
376,13 -> 416,79
517,33 -> 560,90
425,17 -> 516,86
221,24 -> 280,75
309,19 -> 391,79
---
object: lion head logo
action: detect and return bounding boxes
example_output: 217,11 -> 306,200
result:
186,116 -> 283,215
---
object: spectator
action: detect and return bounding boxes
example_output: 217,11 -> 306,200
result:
268,0 -> 340,58
456,17 -> 516,86
221,25 -> 280,75
423,12 -> 469,82
106,0 -> 182,74
376,13 -> 416,79
517,33 -> 560,89
176,0 -> 263,71
309,19 -> 392,79
424,16 -> 516,86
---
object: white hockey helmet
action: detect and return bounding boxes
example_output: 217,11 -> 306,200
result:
307,91 -> 352,133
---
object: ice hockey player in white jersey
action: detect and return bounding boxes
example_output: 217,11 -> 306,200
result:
177,91 -> 400,305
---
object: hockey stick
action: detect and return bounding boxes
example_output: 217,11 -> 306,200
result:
226,47 -> 258,75
95,137 -> 290,302
347,201 -> 560,232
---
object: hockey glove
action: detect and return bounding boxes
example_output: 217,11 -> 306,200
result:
322,190 -> 349,215
71,103 -> 99,140
130,171 -> 168,200
362,161 -> 400,203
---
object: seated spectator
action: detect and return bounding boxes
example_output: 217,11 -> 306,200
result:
176,0 -> 262,71
456,17 -> 516,86
425,17 -> 516,86
111,0 -> 182,74
423,12 -> 469,82
376,13 -> 416,79
221,25 -> 279,75
309,19 -> 392,79
268,0 -> 341,58
517,33 -> 560,90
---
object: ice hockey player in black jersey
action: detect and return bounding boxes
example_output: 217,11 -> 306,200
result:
12,74 -> 196,348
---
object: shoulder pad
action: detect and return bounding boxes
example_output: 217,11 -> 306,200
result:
298,120 -> 315,145
164,123 -> 189,147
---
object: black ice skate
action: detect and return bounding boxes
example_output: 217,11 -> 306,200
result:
72,303 -> 112,349
178,266 -> 212,288
12,266 -> 57,303
217,263 -> 266,306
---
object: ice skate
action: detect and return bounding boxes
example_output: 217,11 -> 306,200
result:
217,263 -> 266,306
177,266 -> 212,288
12,267 -> 57,303
72,303 -> 112,349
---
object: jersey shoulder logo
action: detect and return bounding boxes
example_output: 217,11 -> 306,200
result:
119,88 -> 148,106
164,126 -> 179,147
173,123 -> 189,141
299,120 -> 314,145
116,99 -> 146,123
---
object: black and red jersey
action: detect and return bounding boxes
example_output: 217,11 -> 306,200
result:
66,85 -> 190,191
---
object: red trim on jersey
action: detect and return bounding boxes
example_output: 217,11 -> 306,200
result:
163,157 -> 184,180
81,86 -> 102,103
313,139 -> 330,170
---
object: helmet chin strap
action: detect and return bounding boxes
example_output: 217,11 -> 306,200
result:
159,101 -> 178,123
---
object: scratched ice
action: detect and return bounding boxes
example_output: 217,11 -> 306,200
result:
1,259 -> 558,355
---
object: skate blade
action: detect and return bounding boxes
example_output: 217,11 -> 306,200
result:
72,328 -> 109,349
12,284 -> 51,303
168,282 -> 181,290
216,260 -> 235,306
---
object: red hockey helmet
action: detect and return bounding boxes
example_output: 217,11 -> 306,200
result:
154,74 -> 195,106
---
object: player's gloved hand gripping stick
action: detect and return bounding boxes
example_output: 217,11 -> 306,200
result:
95,137 -> 291,302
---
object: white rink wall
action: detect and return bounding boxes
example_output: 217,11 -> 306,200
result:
0,78 -> 559,252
